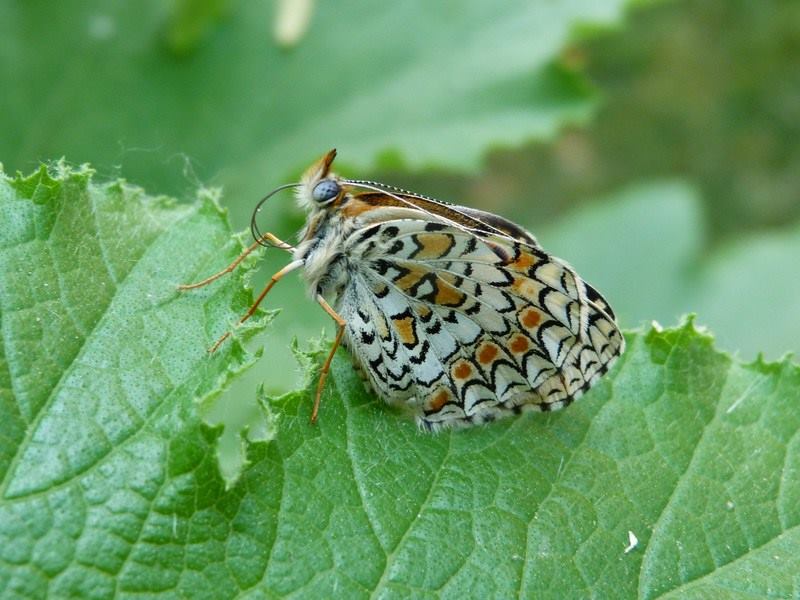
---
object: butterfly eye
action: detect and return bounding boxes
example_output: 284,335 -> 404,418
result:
312,179 -> 340,203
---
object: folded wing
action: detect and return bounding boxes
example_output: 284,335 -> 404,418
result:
338,218 -> 624,430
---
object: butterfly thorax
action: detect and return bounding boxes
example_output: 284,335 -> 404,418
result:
294,206 -> 355,303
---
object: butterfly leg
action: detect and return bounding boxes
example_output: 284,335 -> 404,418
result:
208,258 -> 305,352
178,233 -> 293,290
310,293 -> 346,424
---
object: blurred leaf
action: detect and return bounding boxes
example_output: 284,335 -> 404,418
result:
0,163 -> 270,596
164,0 -> 233,54
539,181 -> 703,330
540,180 -> 800,360
692,225 -> 800,360
462,0 -> 800,241
0,0 -> 634,222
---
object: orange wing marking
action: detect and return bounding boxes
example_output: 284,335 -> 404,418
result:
520,308 -> 541,329
391,314 -> 418,346
413,233 -> 455,259
477,343 -> 499,365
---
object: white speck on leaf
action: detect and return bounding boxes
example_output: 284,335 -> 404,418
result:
624,530 -> 638,554
274,0 -> 315,47
88,15 -> 116,41
726,376 -> 766,414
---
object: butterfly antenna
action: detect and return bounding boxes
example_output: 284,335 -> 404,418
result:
250,182 -> 302,248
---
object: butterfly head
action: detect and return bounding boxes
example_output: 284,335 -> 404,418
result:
250,149 -> 349,247
297,148 -> 345,210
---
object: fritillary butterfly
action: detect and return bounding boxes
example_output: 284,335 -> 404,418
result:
179,150 -> 624,430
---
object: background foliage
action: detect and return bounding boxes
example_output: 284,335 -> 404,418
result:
1,0 -> 798,597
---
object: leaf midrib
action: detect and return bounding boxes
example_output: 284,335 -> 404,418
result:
638,329 -> 732,599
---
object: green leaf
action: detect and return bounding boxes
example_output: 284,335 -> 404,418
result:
250,320 -> 799,598
1,1 -> 631,216
163,0 -> 234,55
2,165 -> 797,595
0,163 -> 270,596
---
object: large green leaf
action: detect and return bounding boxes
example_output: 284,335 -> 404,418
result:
288,322 -> 799,599
1,166 -> 798,598
0,0 -> 630,220
0,164 -> 271,595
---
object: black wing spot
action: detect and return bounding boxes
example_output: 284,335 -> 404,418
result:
372,259 -> 391,275
465,302 -> 481,316
390,307 -> 414,321
409,340 -> 430,365
493,268 -> 515,288
356,226 -> 380,243
424,222 -> 447,232
585,283 -> 615,320
463,237 -> 478,255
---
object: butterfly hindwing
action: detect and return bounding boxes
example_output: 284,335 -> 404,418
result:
341,218 -> 624,430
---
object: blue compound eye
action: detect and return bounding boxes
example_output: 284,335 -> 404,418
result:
312,179 -> 340,203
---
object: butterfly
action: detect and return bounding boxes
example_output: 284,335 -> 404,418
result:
179,150 -> 624,430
